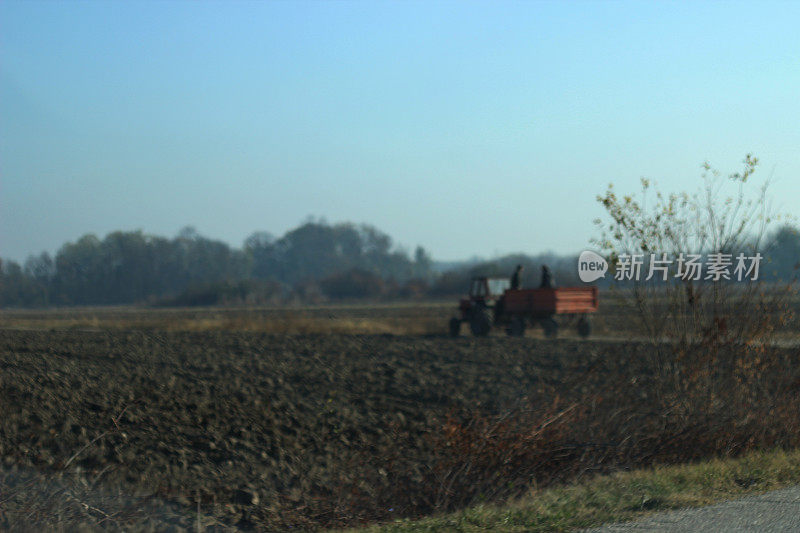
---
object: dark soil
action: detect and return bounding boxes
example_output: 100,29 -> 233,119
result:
2,327 -> 798,531
0,329 -> 591,530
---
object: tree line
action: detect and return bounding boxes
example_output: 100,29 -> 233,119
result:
1,221 -> 798,308
0,221 -> 434,307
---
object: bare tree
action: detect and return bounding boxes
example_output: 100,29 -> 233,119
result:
594,154 -> 793,351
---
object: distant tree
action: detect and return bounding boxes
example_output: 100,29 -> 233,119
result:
244,231 -> 275,250
0,260 -> 24,306
24,252 -> 55,281
52,234 -> 104,304
177,226 -> 200,240
244,231 -> 276,280
21,252 -> 54,305
594,153 -> 792,347
2,220 -> 437,307
319,268 -> 385,300
414,246 -> 432,274
763,225 -> 800,281
263,221 -> 421,285
396,278 -> 429,299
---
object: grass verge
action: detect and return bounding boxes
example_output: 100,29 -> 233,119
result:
352,447 -> 800,532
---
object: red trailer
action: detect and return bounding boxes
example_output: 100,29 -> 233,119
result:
449,277 -> 598,338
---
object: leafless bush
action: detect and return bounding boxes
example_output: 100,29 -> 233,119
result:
315,340 -> 800,528
593,155 -> 796,386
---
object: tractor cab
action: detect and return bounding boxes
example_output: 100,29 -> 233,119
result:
451,276 -> 510,336
459,277 -> 510,314
469,277 -> 511,302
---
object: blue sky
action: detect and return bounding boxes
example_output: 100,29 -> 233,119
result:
2,1 -> 799,262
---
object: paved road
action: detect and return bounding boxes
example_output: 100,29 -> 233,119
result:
584,486 -> 800,532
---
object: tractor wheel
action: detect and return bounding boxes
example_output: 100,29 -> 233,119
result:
469,307 -> 493,337
508,315 -> 526,337
577,316 -> 592,338
541,317 -> 559,339
449,317 -> 462,337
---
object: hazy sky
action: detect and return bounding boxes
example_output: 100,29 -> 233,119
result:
2,1 -> 799,263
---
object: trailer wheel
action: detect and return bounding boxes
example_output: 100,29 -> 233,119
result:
469,307 -> 492,337
542,318 -> 558,339
449,317 -> 462,337
508,315 -> 526,337
577,316 -> 591,338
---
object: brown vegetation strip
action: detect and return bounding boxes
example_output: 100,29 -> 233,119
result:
1,329 -> 799,530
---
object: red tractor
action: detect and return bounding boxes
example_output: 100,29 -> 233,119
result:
449,277 -> 598,338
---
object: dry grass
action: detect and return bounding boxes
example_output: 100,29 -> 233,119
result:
0,304 -> 451,335
353,447 -> 800,532
314,335 -> 800,529
3,290 -> 798,340
0,294 -> 652,339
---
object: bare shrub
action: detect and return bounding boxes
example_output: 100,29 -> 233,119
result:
594,154 -> 794,349
314,341 -> 800,528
